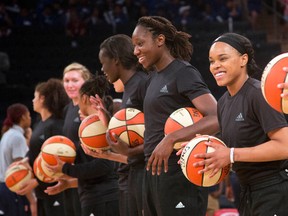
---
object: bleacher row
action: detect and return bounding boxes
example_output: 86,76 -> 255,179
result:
0,20 -> 282,122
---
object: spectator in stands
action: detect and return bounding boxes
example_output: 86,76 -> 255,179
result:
177,5 -> 193,31
37,4 -> 58,29
104,2 -> 129,33
221,0 -> 242,22
15,7 -> 35,27
85,5 -> 107,36
65,5 -> 87,47
278,0 -> 288,39
206,182 -> 224,216
247,0 -> 262,30
0,1 -> 13,37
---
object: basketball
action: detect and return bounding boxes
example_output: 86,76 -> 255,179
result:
41,135 -> 76,166
108,108 -> 145,147
33,154 -> 55,183
79,114 -> 109,151
5,163 -> 33,192
164,107 -> 203,150
261,52 -> 288,113
180,135 -> 230,187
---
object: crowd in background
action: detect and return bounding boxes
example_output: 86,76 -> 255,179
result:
0,0 -> 266,38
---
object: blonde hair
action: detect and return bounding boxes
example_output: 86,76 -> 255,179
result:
63,62 -> 91,81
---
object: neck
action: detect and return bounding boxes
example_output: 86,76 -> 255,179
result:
227,74 -> 249,96
40,109 -> 52,121
86,107 -> 97,116
120,68 -> 136,84
155,53 -> 175,72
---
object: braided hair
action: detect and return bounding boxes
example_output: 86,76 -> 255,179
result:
136,16 -> 193,62
79,75 -> 112,115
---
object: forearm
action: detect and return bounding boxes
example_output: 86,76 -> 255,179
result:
127,144 -> 144,157
234,128 -> 288,162
67,178 -> 78,188
107,152 -> 128,164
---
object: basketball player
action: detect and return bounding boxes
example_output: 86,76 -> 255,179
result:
44,75 -> 120,216
92,34 -> 150,216
131,16 -> 219,216
18,78 -> 69,216
194,32 -> 288,215
0,103 -> 36,216
277,66 -> 288,98
61,62 -> 91,216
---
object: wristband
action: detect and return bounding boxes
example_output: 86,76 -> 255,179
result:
230,147 -> 235,164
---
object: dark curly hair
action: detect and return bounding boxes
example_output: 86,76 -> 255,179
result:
35,78 -> 69,118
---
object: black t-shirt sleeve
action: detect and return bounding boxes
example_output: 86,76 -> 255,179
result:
62,158 -> 114,180
176,66 -> 211,102
250,88 -> 287,134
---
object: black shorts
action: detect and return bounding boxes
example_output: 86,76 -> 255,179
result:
128,164 -> 144,216
239,170 -> 288,216
143,163 -> 208,216
0,183 -> 30,216
37,193 -> 65,216
63,188 -> 81,216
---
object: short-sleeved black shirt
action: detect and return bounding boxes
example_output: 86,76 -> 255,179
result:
117,71 -> 150,189
143,59 -> 210,163
218,78 -> 288,185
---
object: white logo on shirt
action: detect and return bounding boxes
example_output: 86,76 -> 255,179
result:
74,117 -> 80,123
126,98 -> 132,105
175,202 -> 185,208
53,201 -> 60,206
39,134 -> 45,140
235,113 -> 244,121
160,85 -> 168,93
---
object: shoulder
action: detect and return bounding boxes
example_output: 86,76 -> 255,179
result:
244,78 -> 264,102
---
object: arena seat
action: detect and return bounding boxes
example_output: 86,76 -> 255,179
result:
214,208 -> 239,216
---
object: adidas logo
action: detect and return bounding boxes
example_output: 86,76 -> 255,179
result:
39,134 -> 45,140
235,113 -> 244,121
160,85 -> 168,93
74,117 -> 80,123
175,202 -> 185,209
53,201 -> 60,206
126,98 -> 132,105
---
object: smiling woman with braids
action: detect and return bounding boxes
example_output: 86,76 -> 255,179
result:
132,16 -> 219,216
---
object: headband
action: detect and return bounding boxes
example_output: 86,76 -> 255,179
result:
213,35 -> 246,55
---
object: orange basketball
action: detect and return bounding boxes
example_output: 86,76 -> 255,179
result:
41,135 -> 76,165
261,52 -> 288,113
164,107 -> 203,150
33,154 -> 55,183
5,162 -> 33,192
180,135 -> 230,187
108,108 -> 145,147
79,114 -> 109,151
